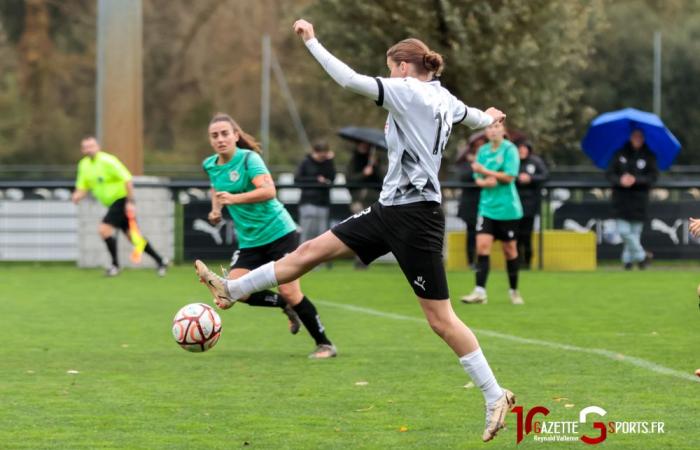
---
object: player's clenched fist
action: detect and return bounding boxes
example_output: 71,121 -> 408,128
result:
689,217 -> 700,237
293,19 -> 315,42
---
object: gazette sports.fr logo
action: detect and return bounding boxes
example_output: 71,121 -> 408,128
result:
512,405 -> 665,444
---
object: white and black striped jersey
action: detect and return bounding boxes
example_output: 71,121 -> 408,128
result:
376,77 -> 475,205
304,38 -> 493,206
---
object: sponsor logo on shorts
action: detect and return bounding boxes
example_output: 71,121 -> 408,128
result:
413,276 -> 426,291
230,249 -> 240,267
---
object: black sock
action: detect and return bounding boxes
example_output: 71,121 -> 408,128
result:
104,236 -> 118,267
475,255 -> 490,288
293,296 -> 331,346
143,242 -> 164,266
244,290 -> 285,308
506,257 -> 519,290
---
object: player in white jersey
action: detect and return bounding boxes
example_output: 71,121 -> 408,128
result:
194,19 -> 515,442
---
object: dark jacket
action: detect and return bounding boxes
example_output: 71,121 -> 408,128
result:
295,155 -> 336,207
346,151 -> 382,207
516,154 -> 549,217
605,143 -> 659,221
456,161 -> 480,225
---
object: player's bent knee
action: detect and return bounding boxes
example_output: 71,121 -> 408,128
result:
278,284 -> 303,303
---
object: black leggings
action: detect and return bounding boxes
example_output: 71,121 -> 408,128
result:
517,216 -> 536,268
465,220 -> 477,266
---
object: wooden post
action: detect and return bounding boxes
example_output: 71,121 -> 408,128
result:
96,0 -> 143,174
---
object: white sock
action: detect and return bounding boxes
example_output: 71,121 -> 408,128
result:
226,261 -> 278,299
459,348 -> 503,405
475,286 -> 486,295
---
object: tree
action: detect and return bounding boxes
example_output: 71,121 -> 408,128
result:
304,0 -> 606,164
579,0 -> 700,165
0,0 -> 95,165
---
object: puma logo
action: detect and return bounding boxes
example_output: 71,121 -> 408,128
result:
413,276 -> 426,291
193,219 -> 226,244
651,218 -> 682,245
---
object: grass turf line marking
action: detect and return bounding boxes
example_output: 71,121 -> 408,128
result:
315,300 -> 700,384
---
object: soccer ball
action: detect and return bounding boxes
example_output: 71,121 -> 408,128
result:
172,303 -> 222,352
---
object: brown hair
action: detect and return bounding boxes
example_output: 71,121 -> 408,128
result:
312,140 -> 329,153
209,113 -> 261,153
386,38 -> 444,77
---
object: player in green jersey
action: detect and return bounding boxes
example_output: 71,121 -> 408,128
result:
72,136 -> 168,277
461,121 -> 525,305
200,113 -> 336,359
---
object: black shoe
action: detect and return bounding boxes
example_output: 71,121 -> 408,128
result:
624,262 -> 633,271
282,304 -> 301,335
638,252 -> 653,270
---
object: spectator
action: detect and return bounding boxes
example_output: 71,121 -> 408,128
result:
346,140 -> 383,268
295,140 -> 336,242
514,139 -> 549,269
456,133 -> 488,269
347,141 -> 383,214
605,129 -> 658,270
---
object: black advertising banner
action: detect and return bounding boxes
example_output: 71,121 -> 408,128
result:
553,201 -> 700,259
183,201 -> 238,261
182,201 -> 352,262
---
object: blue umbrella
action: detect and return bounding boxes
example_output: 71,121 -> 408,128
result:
581,108 -> 681,170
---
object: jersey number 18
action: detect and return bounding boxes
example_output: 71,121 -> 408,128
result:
432,111 -> 451,155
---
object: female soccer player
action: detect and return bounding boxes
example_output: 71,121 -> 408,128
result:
195,21 -> 514,441
202,113 -> 336,359
461,121 -> 525,305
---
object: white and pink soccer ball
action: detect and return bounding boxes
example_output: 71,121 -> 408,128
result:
172,303 -> 222,352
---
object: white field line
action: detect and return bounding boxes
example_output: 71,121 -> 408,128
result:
315,300 -> 700,384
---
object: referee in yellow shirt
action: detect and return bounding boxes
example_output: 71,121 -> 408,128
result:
71,136 -> 168,276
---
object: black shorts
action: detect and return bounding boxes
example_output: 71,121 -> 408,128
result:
331,201 -> 449,300
102,197 -> 129,232
230,231 -> 300,271
476,215 -> 519,241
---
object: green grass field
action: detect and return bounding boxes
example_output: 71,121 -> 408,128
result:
2,263 -> 699,449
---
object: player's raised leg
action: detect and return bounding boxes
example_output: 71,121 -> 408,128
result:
195,230 -> 353,307
419,298 -> 515,442
227,267 -> 301,335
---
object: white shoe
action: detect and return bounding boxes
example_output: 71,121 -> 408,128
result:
157,258 -> 170,277
308,344 -> 337,359
509,289 -> 524,305
461,289 -> 488,304
105,265 -> 120,277
194,260 -> 235,309
482,389 -> 516,442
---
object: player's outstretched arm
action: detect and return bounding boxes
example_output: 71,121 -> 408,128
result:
293,19 -> 379,101
459,105 -> 505,130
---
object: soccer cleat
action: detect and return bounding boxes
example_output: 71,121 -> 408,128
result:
461,289 -> 488,304
282,304 -> 301,335
194,260 -> 236,309
482,389 -> 516,442
105,265 -> 120,277
308,344 -> 337,359
157,258 -> 170,277
638,252 -> 653,270
509,290 -> 524,305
